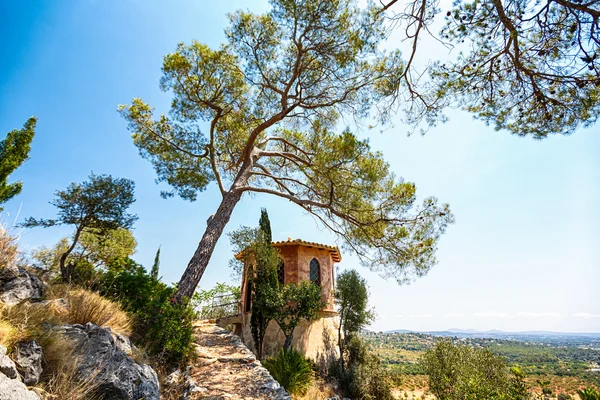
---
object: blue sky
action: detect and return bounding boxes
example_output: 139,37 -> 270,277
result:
1,0 -> 598,333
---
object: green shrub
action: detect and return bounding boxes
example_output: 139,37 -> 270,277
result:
422,339 -> 515,400
578,387 -> 600,400
98,264 -> 196,365
337,336 -> 394,400
263,348 -> 313,395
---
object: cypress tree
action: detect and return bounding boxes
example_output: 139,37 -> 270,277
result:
151,246 -> 161,280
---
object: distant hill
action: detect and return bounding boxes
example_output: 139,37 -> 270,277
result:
382,328 -> 600,339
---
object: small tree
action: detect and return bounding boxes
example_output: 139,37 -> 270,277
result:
22,173 -> 137,281
230,208 -> 281,359
0,117 -> 36,209
335,269 -> 375,374
151,246 -> 161,280
422,339 -> 511,400
272,280 -> 326,350
250,209 -> 281,359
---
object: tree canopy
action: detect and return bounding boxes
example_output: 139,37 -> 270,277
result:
120,0 -> 453,300
380,0 -> 600,137
22,173 -> 137,280
0,117 -> 36,209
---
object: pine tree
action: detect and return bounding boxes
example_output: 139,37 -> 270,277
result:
0,117 -> 36,209
151,246 -> 161,280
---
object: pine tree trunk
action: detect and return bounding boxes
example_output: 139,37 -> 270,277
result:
174,189 -> 243,302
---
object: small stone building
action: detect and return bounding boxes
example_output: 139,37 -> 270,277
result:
220,238 -> 341,363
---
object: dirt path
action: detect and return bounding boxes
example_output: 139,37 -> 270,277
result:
181,321 -> 290,400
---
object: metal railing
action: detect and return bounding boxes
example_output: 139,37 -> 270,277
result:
198,293 -> 240,320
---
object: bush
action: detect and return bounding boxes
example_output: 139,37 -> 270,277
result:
98,265 -> 196,365
63,289 -> 132,336
263,347 -> 313,395
422,339 -> 514,400
578,388 -> 600,400
337,336 -> 394,400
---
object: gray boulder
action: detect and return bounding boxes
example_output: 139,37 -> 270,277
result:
14,341 -> 42,386
0,345 -> 18,380
0,371 -> 40,400
0,266 -> 44,306
53,323 -> 159,400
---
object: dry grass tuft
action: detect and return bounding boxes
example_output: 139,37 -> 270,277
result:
0,302 -> 60,344
38,332 -> 101,400
63,289 -> 132,336
0,319 -> 17,347
292,378 -> 337,400
0,226 -> 18,269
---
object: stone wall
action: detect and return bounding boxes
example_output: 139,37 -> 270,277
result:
235,312 -> 340,368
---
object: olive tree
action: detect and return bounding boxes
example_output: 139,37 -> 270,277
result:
120,0 -> 453,302
22,173 -> 137,281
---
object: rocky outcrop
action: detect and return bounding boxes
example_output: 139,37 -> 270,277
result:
0,371 -> 40,400
52,323 -> 159,400
0,266 -> 44,306
0,345 -> 18,380
14,341 -> 43,386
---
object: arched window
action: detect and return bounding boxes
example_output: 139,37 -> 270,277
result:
277,260 -> 285,286
309,258 -> 321,286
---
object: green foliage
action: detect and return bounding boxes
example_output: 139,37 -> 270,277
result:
427,0 -> 600,137
509,366 -> 530,400
150,246 -> 160,280
99,266 -> 196,365
271,280 -> 326,350
263,348 -> 313,396
577,387 -> 600,400
193,282 -> 241,319
335,269 -> 375,372
77,228 -> 137,268
422,339 -> 514,400
336,336 -> 394,400
22,173 -> 137,281
0,117 -> 36,209
120,0 -> 452,299
249,208 -> 280,359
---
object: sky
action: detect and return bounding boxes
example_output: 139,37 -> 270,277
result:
1,0 -> 598,333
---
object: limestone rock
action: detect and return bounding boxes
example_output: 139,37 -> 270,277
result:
0,267 -> 44,306
53,323 -> 159,400
14,341 -> 42,386
0,371 -> 40,400
0,345 -> 18,380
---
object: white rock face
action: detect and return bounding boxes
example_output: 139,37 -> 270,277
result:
0,345 -> 19,380
0,266 -> 44,306
52,323 -> 160,400
14,341 -> 43,386
0,371 -> 40,400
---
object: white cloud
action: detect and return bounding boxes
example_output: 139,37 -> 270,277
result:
574,313 -> 600,319
407,313 -> 433,319
445,312 -> 464,318
516,312 -> 562,319
473,311 -> 511,319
